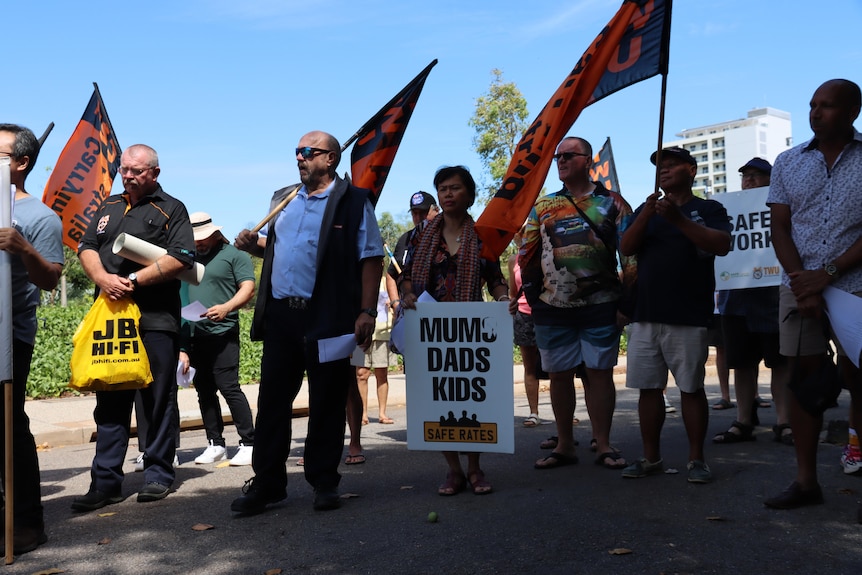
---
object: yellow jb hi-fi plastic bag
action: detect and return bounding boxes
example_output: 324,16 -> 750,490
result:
69,293 -> 153,392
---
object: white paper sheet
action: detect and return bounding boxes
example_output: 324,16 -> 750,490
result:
823,286 -> 862,367
318,333 -> 358,363
176,361 -> 196,388
390,291 -> 437,354
181,301 -> 209,322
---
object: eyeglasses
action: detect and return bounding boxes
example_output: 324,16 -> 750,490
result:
553,151 -> 590,162
0,151 -> 15,157
118,166 -> 153,176
295,147 -> 333,160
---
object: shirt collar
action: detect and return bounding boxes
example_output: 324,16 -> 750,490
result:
802,128 -> 862,152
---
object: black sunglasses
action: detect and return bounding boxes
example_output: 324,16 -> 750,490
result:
553,151 -> 590,162
295,147 -> 333,160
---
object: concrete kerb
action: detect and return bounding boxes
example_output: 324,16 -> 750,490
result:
27,352 -> 720,448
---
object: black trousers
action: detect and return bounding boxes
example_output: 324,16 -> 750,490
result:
1,340 -> 44,529
91,331 -> 179,492
189,331 -> 254,446
252,299 -> 351,492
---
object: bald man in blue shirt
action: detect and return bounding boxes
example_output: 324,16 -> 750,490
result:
233,130 -> 384,513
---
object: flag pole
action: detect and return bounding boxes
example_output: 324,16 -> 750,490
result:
251,60 -> 438,234
384,242 -> 401,275
1,158 -> 15,564
652,71 -> 669,197
652,0 -> 674,197
248,134 -> 355,233
606,137 -> 621,193
341,59 -> 437,151
37,123 -> 54,148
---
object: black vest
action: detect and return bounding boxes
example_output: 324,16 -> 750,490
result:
251,176 -> 371,341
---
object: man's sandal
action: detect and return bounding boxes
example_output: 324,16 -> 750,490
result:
713,421 -> 756,443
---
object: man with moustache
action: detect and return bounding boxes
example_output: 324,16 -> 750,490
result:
233,131 -> 383,513
72,144 -> 195,510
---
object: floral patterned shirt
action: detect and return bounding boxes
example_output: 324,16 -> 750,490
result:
767,129 -> 862,292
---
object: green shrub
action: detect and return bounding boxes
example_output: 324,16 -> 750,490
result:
27,304 -> 264,399
29,302 -> 89,397
238,309 -> 262,384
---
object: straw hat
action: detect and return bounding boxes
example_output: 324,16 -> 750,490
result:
190,212 -> 224,241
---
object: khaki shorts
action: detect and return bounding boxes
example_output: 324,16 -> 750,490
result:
625,322 -> 708,394
777,285 -> 847,357
350,339 -> 395,369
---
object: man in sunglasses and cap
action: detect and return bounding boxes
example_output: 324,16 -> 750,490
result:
179,212 -> 256,467
386,191 -> 438,296
234,131 -> 383,514
620,146 -> 731,484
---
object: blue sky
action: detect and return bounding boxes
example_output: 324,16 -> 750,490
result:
5,0 -> 861,239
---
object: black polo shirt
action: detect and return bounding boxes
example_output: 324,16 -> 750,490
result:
78,185 -> 195,332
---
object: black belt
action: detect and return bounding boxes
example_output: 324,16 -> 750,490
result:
278,296 -> 309,310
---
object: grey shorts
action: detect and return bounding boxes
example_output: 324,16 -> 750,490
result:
625,322 -> 708,393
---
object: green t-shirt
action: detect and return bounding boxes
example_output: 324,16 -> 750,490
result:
181,242 -> 255,339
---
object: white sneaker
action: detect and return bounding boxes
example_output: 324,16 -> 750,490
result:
136,453 -> 179,470
229,444 -> 253,466
194,441 -> 227,464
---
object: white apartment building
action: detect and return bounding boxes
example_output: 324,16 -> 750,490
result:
664,107 -> 793,195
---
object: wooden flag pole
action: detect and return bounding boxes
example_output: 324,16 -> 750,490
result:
249,133 -> 359,234
250,188 -> 298,234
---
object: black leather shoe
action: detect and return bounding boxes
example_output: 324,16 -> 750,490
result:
71,490 -> 123,512
137,482 -> 171,503
764,481 -> 824,509
230,478 -> 286,515
313,487 -> 341,511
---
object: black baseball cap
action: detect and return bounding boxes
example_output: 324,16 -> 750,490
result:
650,146 -> 697,168
738,157 -> 772,174
409,191 -> 436,211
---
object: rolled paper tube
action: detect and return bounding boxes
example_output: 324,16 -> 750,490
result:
112,233 -> 205,285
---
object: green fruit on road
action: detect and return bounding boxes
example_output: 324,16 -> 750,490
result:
427,511 -> 438,523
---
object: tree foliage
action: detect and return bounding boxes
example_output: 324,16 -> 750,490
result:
469,69 -> 529,204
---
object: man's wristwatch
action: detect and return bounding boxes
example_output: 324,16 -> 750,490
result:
128,272 -> 139,288
361,307 -> 378,318
824,261 -> 840,280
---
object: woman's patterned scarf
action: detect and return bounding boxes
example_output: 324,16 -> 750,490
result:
411,212 -> 481,302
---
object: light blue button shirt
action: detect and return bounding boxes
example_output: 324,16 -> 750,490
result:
268,182 -> 383,299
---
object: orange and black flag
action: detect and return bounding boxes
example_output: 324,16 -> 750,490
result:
590,137 -> 621,193
42,83 -> 121,250
475,0 -> 672,260
349,59 -> 437,206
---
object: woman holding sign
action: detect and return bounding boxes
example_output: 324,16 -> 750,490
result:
399,165 -> 509,495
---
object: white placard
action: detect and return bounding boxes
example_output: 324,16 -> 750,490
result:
823,286 -> 862,368
713,186 -> 782,290
403,301 -> 514,453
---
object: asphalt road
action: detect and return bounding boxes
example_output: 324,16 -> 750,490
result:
7,383 -> 862,575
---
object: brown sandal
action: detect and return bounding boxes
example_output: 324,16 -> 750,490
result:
468,470 -> 493,495
438,471 -> 466,496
